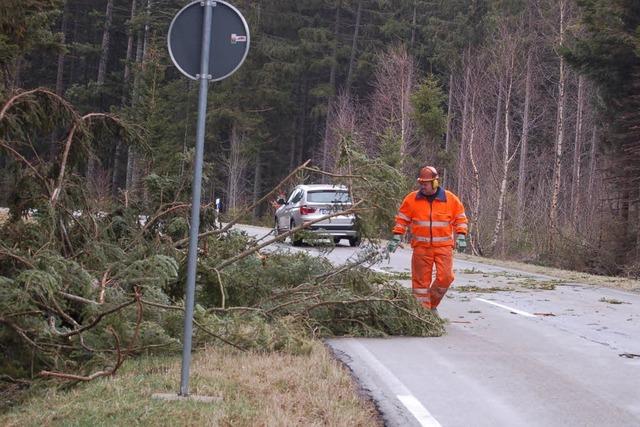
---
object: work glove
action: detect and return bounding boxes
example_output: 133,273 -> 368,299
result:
387,235 -> 401,253
456,234 -> 467,253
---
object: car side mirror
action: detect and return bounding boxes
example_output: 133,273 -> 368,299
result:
277,198 -> 286,205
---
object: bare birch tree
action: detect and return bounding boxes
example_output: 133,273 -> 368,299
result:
570,75 -> 585,225
490,24 -> 519,250
225,123 -> 248,212
366,45 -> 417,171
549,0 -> 567,230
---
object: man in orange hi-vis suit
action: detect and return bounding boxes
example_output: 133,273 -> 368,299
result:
387,166 -> 468,312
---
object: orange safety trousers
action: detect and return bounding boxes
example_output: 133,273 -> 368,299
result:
411,245 -> 454,309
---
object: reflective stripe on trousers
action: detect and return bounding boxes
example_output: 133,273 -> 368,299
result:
411,245 -> 454,309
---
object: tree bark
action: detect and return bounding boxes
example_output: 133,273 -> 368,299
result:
570,75 -> 585,226
468,91 -> 481,255
322,0 -> 342,177
55,0 -> 70,96
410,1 -> 417,49
291,78 -> 308,170
516,49 -> 533,228
443,73 -> 453,187
491,78 -> 504,158
345,0 -> 362,94
490,52 -> 515,250
252,149 -> 262,220
112,0 -> 138,195
122,0 -> 137,103
550,0 -> 567,230
227,123 -> 246,212
456,47 -> 471,196
587,124 -> 598,205
126,8 -> 148,195
97,0 -> 114,86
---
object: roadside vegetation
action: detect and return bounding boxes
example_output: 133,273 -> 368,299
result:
0,90 -> 442,420
0,342 -> 381,426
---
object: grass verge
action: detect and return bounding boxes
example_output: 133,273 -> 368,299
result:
0,342 -> 380,426
457,254 -> 640,293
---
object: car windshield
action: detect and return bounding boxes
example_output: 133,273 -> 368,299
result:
307,190 -> 351,203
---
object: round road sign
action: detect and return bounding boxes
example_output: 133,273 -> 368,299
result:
168,0 -> 250,81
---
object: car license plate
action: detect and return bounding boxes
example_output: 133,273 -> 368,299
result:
320,209 -> 331,215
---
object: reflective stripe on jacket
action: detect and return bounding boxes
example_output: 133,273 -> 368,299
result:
392,188 -> 468,248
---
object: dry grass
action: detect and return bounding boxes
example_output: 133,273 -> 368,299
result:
0,208 -> 8,225
0,342 -> 380,427
458,254 -> 640,293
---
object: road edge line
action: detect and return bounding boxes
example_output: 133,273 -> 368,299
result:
348,341 -> 442,427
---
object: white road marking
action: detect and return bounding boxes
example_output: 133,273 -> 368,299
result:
476,298 -> 536,318
348,341 -> 442,427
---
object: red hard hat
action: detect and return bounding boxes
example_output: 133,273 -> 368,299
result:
418,166 -> 438,182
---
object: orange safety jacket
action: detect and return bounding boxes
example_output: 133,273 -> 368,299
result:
392,188 -> 468,248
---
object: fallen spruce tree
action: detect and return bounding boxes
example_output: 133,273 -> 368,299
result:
0,89 -> 444,389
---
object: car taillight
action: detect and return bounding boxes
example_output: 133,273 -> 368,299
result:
300,205 -> 316,215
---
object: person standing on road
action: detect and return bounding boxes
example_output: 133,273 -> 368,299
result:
387,166 -> 468,311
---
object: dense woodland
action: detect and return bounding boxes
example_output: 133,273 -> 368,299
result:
1,0 -> 640,390
1,0 -> 640,275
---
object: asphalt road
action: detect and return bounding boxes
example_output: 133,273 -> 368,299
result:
235,225 -> 640,427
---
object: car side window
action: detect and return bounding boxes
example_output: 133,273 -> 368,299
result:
290,190 -> 303,204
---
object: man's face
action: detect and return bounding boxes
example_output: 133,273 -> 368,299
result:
418,179 -> 437,195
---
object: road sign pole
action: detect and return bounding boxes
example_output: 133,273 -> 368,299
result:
179,0 -> 214,397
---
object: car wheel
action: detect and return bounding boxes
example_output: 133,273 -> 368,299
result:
291,220 -> 303,246
348,236 -> 361,247
333,237 -> 341,245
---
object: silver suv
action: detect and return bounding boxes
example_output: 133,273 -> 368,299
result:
275,184 -> 360,246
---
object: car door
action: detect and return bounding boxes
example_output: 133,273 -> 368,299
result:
285,188 -> 304,228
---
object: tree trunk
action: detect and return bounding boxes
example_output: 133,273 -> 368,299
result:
587,125 -> 598,205
410,1 -> 417,49
112,0 -> 138,195
490,53 -> 515,250
468,92 -> 481,255
345,0 -> 362,94
443,73 -> 453,187
398,50 -> 414,169
122,0 -> 137,103
89,0 -> 114,184
491,78 -> 504,158
126,15 -> 148,194
550,0 -> 567,230
456,48 -> 471,196
227,123 -> 246,212
252,149 -> 262,220
322,0 -> 342,177
516,49 -> 532,228
291,78 -> 308,170
570,75 -> 585,226
55,0 -> 70,96
97,0 -> 114,86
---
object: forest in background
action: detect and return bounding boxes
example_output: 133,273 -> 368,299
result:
1,0 -> 640,276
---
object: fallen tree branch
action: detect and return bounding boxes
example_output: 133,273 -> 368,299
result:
174,159 -> 312,247
302,165 -> 366,180
57,299 -> 137,338
58,291 -> 99,305
138,299 -> 248,351
214,200 -> 364,271
0,245 -> 35,268
40,326 -> 124,381
0,316 -> 44,351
